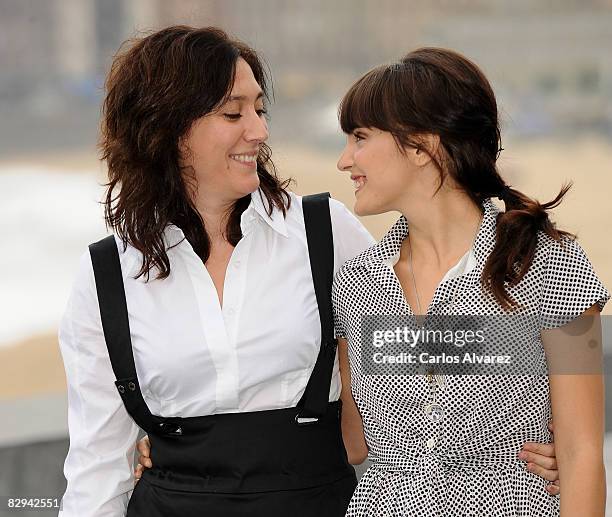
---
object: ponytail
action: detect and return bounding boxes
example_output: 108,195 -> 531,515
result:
338,46 -> 575,309
483,183 -> 574,309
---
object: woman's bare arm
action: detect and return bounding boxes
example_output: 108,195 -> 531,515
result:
338,337 -> 369,465
542,304 -> 606,516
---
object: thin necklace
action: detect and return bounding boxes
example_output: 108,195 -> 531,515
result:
408,216 -> 482,425
408,235 -> 445,423
407,212 -> 483,317
407,233 -> 423,316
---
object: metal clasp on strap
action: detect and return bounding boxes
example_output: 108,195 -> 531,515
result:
115,378 -> 138,395
158,422 -> 184,436
295,413 -> 319,426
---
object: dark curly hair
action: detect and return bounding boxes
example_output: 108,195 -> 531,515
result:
339,47 -> 572,310
100,25 -> 292,281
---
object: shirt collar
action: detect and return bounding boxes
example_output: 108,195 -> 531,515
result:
240,189 -> 288,237
359,197 -> 500,270
471,197 -> 500,268
163,224 -> 186,249
164,188 -> 288,247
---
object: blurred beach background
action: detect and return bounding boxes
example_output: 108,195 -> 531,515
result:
0,0 -> 611,515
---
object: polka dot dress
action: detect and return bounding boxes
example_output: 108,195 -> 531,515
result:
333,199 -> 609,517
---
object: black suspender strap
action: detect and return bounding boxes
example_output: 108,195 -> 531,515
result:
90,194 -> 336,431
89,236 -> 180,436
296,193 -> 337,425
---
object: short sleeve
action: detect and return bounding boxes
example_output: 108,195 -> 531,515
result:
540,237 -> 610,329
328,198 -> 376,274
332,272 -> 348,339
333,314 -> 346,339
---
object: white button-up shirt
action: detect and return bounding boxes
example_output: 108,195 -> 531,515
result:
58,190 -> 375,517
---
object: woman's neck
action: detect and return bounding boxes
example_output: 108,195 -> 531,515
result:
398,190 -> 483,269
193,194 -> 235,244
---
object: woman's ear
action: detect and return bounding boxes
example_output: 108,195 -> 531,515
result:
177,133 -> 192,167
410,134 -> 440,167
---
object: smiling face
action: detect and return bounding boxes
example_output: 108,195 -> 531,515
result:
179,57 -> 269,206
337,127 -> 435,216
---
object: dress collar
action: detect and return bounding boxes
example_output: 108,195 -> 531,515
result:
359,198 -> 500,272
353,199 -> 500,314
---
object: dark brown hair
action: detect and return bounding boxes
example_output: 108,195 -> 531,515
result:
339,47 -> 572,309
100,26 -> 291,280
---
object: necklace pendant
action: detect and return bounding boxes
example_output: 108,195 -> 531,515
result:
424,402 -> 445,423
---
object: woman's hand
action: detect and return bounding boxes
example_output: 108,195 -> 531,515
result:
134,435 -> 153,483
518,420 -> 560,495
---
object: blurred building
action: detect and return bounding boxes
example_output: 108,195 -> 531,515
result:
1,0 -> 611,157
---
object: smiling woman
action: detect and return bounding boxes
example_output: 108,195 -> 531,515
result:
58,26 -> 375,517
100,26 -> 290,277
177,58 -> 269,218
332,47 -> 608,517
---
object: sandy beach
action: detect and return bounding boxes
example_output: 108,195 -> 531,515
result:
1,138 -> 611,402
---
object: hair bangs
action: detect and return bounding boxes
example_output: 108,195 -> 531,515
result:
339,65 -> 394,134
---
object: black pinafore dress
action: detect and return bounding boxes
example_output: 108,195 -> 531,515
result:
88,193 -> 358,517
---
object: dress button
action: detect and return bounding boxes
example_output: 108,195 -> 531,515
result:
424,403 -> 444,423
426,437 -> 436,450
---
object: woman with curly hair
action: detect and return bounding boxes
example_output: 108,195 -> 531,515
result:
58,26 -> 372,517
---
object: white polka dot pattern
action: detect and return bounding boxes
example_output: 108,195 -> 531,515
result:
333,199 -> 609,516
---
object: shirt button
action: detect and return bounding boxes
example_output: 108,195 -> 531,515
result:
227,308 -> 236,316
426,437 -> 436,450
